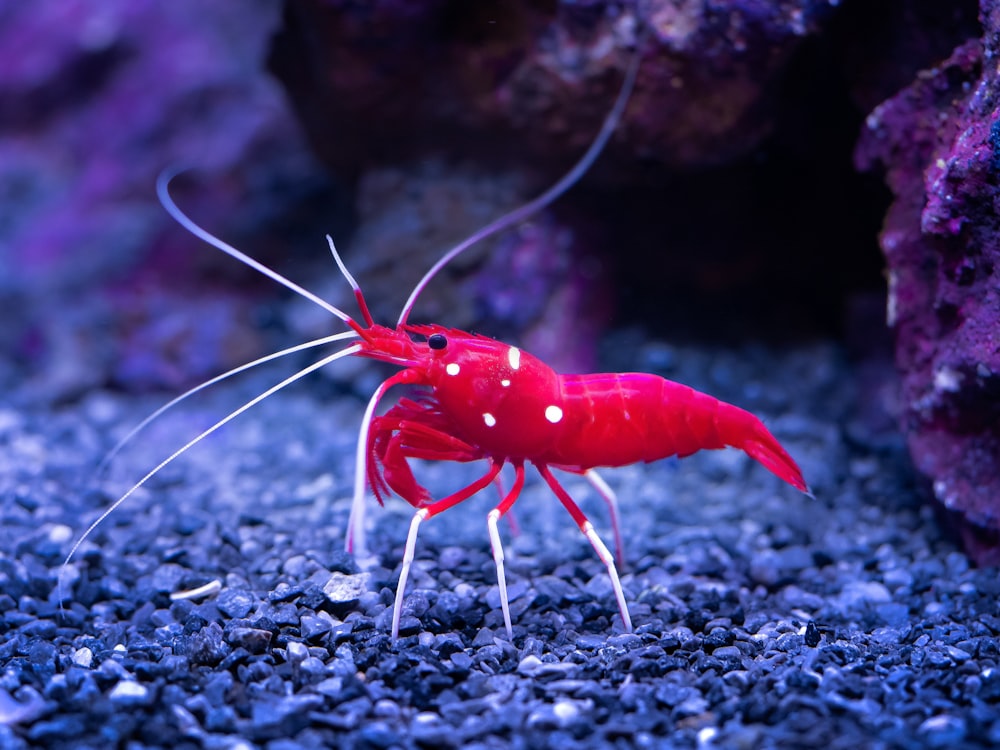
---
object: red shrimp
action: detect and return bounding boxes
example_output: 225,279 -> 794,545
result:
63,40 -> 809,640
359,326 -> 808,637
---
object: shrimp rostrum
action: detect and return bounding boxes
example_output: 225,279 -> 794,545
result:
65,44 -> 809,640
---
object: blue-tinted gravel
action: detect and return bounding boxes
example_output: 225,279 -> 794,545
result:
2,338 -> 999,749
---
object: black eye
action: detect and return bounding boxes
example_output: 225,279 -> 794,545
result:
428,333 -> 447,350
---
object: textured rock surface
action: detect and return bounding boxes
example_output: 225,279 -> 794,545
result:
270,0 -> 838,173
856,1 -> 1000,564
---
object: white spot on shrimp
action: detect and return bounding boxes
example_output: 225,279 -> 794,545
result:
501,379 -> 511,387
507,347 -> 521,371
545,405 -> 563,424
483,413 -> 497,427
446,363 -> 460,376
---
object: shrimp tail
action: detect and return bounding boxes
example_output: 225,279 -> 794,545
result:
720,402 -> 810,494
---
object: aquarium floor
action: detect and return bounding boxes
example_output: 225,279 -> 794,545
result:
1,338 -> 998,749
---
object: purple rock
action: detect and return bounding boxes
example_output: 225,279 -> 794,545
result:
856,4 -> 1000,564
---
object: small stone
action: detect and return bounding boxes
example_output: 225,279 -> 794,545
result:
775,632 -> 804,654
109,681 -> 149,705
189,623 -> 228,666
517,654 -> 544,676
216,589 -> 256,619
918,715 -> 966,747
323,572 -> 371,615
281,554 -> 310,577
71,648 -> 93,668
675,695 -> 709,718
804,622 -> 821,647
471,628 -> 494,647
553,700 -> 579,723
299,657 -> 327,678
574,634 -> 606,650
150,564 -> 187,593
945,645 -> 971,663
373,699 -> 400,719
226,627 -> 272,654
437,546 -> 466,569
285,641 -> 309,665
300,613 -> 335,640
433,632 -> 464,657
0,687 -> 47,725
527,699 -> 581,729
883,568 -> 913,588
410,712 -> 453,746
251,694 -> 324,729
357,721 -> 401,748
836,581 -> 891,610
606,633 -> 642,650
874,602 -> 910,627
315,677 -> 344,698
712,646 -> 742,662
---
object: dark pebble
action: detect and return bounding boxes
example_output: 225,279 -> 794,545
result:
298,584 -> 330,611
433,632 -> 465,657
188,622 -> 228,666
226,627 -> 273,654
804,621 -> 821,647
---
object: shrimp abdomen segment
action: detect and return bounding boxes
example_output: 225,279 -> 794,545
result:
544,373 -> 807,492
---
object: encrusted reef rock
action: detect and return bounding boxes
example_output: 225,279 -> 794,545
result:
856,2 -> 1000,564
270,0 -> 834,173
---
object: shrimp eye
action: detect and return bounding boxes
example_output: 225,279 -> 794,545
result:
428,333 -> 448,350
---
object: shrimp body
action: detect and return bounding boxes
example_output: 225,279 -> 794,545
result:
357,321 -> 808,639
367,325 -> 806,505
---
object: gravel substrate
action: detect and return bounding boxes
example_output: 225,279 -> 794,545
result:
2,337 -> 999,749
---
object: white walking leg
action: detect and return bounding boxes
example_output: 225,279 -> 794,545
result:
487,509 -> 514,638
391,508 -> 428,639
584,469 -> 625,567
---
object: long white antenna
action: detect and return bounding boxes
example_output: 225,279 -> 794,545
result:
97,330 -> 360,474
60,343 -> 363,603
396,41 -> 643,327
157,171 -> 356,324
